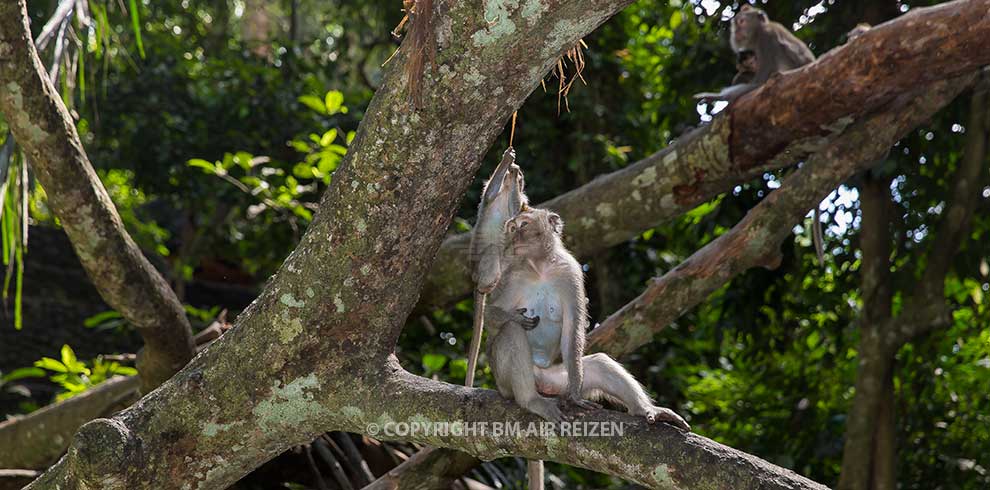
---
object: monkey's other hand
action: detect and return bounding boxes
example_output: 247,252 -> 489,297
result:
645,407 -> 691,431
514,308 -> 540,330
502,146 -> 516,160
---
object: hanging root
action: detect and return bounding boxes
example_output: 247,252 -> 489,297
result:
389,0 -> 436,108
547,39 -> 589,114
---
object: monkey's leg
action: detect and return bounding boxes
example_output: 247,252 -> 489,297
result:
489,324 -> 562,422
536,354 -> 690,430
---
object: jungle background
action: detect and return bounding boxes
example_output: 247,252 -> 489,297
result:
1,0 -> 988,489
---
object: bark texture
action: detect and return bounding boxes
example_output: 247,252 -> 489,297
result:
418,0 -> 990,310
0,0 -> 195,392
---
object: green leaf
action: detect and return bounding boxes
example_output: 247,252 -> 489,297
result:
128,0 -> 145,59
84,310 -> 123,328
421,353 -> 447,372
449,358 -> 467,380
187,159 -> 216,173
292,163 -> 314,179
324,91 -> 344,115
320,129 -> 337,147
1,367 -> 45,382
34,357 -> 67,373
298,95 -> 326,114
61,344 -> 77,367
113,366 -> 139,376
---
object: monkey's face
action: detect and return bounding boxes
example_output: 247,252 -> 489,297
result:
731,9 -> 764,50
505,209 -> 562,258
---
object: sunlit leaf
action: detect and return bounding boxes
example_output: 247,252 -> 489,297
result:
324,91 -> 344,115
298,95 -> 326,114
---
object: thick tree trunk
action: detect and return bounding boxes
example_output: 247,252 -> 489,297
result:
0,0 -> 196,392
838,77 -> 990,490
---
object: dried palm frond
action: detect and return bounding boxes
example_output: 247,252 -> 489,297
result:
548,39 -> 589,115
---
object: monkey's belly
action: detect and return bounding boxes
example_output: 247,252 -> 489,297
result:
522,286 -> 564,368
526,321 -> 562,368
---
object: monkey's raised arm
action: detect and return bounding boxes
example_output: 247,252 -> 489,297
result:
482,147 -> 516,204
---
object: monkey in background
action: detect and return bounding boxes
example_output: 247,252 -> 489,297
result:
694,5 -> 815,103
695,5 -> 828,264
464,147 -> 533,388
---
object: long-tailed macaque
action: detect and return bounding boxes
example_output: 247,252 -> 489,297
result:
464,147 -> 532,388
486,208 -> 690,489
694,5 -> 815,102
694,5 -> 828,264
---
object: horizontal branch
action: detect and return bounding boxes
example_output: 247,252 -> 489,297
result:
0,376 -> 139,469
586,74 -> 974,356
419,0 -> 990,310
345,363 -> 829,490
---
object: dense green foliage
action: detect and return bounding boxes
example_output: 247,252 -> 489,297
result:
2,1 -> 988,489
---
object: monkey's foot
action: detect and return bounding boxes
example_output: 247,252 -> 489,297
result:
525,397 -> 563,423
562,397 -> 601,412
640,406 -> 691,431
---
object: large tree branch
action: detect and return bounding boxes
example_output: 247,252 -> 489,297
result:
0,0 -> 195,391
586,75 -> 974,356
342,361 -> 828,490
419,0 -> 990,309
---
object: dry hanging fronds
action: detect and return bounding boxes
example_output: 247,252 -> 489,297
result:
388,0 -> 436,108
548,39 -> 589,115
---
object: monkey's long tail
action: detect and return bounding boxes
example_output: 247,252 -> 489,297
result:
464,290 -> 486,387
813,207 -> 825,266
528,460 -> 544,490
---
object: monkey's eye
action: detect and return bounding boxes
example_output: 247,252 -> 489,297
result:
520,221 -> 529,228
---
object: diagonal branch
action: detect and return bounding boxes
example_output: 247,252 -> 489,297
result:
0,0 -> 195,392
586,75 -> 973,356
419,0 -> 990,310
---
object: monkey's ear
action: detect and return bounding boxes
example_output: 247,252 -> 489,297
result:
548,212 -> 563,235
